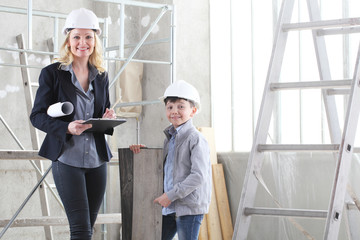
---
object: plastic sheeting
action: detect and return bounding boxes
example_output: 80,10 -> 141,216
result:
114,61 -> 144,117
217,152 -> 360,240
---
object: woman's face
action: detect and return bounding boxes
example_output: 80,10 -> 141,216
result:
67,28 -> 95,60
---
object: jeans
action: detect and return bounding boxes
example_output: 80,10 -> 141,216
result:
52,161 -> 107,240
162,213 -> 204,240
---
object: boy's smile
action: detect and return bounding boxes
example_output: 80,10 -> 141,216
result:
166,99 -> 197,128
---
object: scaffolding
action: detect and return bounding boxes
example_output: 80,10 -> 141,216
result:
0,1 -> 175,239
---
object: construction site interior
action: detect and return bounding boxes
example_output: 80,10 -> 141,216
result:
2,0 -> 360,239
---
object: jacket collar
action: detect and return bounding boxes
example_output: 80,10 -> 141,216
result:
164,118 -> 194,141
57,62 -> 107,118
58,65 -> 77,105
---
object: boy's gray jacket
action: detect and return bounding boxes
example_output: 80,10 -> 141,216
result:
163,119 -> 212,216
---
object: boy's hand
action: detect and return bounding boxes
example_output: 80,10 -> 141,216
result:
129,144 -> 146,154
154,193 -> 171,208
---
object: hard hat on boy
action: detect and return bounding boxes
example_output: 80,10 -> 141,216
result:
161,80 -> 201,111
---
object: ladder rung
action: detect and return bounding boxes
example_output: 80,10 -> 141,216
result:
328,89 -> 350,95
244,207 -> 327,218
270,80 -> 351,91
282,17 -> 360,32
0,213 -> 122,227
318,26 -> 360,36
258,144 -> 340,152
0,150 -> 119,161
258,144 -> 360,153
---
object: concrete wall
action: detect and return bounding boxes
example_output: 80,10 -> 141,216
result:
0,0 -> 211,239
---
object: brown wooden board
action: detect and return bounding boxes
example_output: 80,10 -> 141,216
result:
197,127 -> 218,165
198,127 -> 222,239
199,215 -> 209,240
207,176 -> 223,240
119,148 -> 134,240
213,164 -> 233,240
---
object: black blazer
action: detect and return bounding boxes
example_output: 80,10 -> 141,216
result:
30,62 -> 113,162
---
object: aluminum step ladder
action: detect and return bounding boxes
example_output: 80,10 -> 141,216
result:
232,0 -> 360,239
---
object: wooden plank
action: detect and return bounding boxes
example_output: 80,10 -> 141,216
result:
119,149 -> 134,240
16,33 -> 53,240
207,176 -> 223,240
213,164 -> 233,240
119,148 -> 163,240
132,149 -> 163,240
94,213 -> 122,225
197,127 -> 218,164
46,38 -> 54,62
198,127 -> 221,239
0,150 -> 45,160
0,150 -> 119,161
199,215 -> 209,240
16,34 -> 39,149
0,214 -> 121,227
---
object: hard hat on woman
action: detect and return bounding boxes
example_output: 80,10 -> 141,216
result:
62,8 -> 101,35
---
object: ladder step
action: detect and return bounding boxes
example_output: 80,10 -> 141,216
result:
318,26 -> 360,36
0,213 -> 122,227
328,89 -> 350,95
270,80 -> 351,91
244,207 -> 327,218
258,144 -> 340,152
282,17 -> 360,32
258,144 -> 360,152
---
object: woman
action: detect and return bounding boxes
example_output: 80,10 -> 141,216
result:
30,8 -> 115,239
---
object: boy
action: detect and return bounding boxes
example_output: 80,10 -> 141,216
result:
130,80 -> 211,240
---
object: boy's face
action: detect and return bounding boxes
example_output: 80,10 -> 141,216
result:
165,99 -> 197,128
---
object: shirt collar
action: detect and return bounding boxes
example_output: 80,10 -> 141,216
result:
60,63 -> 98,85
168,124 -> 184,137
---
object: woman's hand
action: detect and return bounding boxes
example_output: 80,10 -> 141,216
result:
67,120 -> 92,135
129,144 -> 146,154
102,108 -> 116,119
154,193 -> 171,208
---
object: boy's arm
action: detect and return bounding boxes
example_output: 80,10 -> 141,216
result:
129,144 -> 146,153
167,136 -> 210,201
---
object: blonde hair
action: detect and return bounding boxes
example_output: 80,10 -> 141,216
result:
55,31 -> 105,74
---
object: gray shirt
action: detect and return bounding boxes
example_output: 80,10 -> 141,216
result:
58,64 -> 104,168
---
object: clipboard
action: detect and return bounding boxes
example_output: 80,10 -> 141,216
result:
82,118 -> 127,132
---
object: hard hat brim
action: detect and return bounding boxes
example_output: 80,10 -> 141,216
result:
62,27 -> 101,36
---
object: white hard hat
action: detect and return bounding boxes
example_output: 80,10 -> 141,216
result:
161,80 -> 201,111
62,8 -> 101,35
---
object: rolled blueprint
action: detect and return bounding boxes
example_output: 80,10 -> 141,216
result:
47,102 -> 74,117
